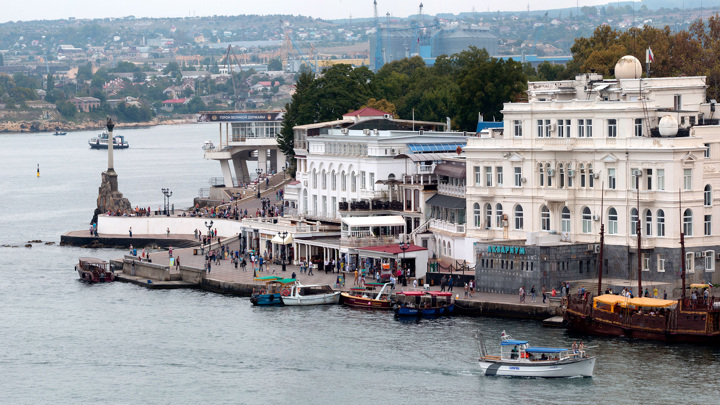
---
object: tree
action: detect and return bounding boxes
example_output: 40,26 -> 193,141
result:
361,98 -> 398,117
133,71 -> 147,83
76,63 -> 93,82
56,100 -> 77,118
267,58 -> 283,71
278,71 -> 316,174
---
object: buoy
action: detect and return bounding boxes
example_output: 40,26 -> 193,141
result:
36,164 -> 40,177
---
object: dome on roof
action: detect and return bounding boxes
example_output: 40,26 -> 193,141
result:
614,55 -> 642,80
658,115 -> 679,137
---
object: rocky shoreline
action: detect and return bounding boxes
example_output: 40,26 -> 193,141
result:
0,117 -> 196,134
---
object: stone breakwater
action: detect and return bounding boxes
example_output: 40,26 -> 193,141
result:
0,117 -> 195,133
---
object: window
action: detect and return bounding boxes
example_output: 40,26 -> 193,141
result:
608,168 -> 616,189
578,119 -> 585,137
496,204 -> 504,228
635,118 -> 643,137
705,143 -> 711,159
582,207 -> 592,233
630,168 -> 639,190
369,173 -> 375,190
341,171 -> 346,191
312,195 -> 317,215
657,255 -> 665,272
322,170 -> 328,189
514,205 -> 524,230
558,119 -> 571,137
546,163 -> 553,187
559,164 -> 565,188
588,164 -> 594,187
630,208 -> 639,236
312,169 -> 318,188
684,169 -> 692,190
579,164 -> 586,187
514,167 -> 522,187
683,209 -> 693,236
645,209 -> 652,236
608,119 -> 617,138
473,203 -> 481,228
705,185 -> 712,206
513,120 -> 522,137
674,94 -> 682,110
657,169 -> 665,190
485,166 -> 493,187
331,170 -> 336,190
537,119 -> 550,137
541,205 -> 550,231
496,167 -> 503,186
705,251 -> 715,272
585,119 -> 593,137
360,171 -> 366,190
686,252 -> 695,273
642,254 -> 650,272
657,209 -> 665,237
474,166 -> 482,185
646,169 -> 653,190
331,196 -> 336,217
351,171 -> 356,192
705,214 -> 712,236
608,208 -> 618,235
567,165 -> 573,187
562,206 -> 571,232
538,163 -> 544,187
322,196 -> 327,216
482,203 -> 491,229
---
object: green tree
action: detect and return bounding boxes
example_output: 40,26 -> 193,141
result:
278,71 -> 316,173
56,100 -> 77,118
76,63 -> 93,82
267,58 -> 283,71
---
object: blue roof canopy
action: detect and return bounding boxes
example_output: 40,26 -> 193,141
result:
408,143 -> 465,153
525,347 -> 568,353
476,121 -> 503,132
501,339 -> 529,345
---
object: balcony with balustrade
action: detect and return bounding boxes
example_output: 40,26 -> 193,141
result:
438,182 -> 466,198
429,219 -> 466,234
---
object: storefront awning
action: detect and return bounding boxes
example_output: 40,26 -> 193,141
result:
426,194 -> 465,209
342,216 -> 406,228
271,234 -> 293,244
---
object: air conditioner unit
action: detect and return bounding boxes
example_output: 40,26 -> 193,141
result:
341,128 -> 349,135
633,170 -> 643,177
593,172 -> 600,179
303,180 -> 308,186
695,251 -> 703,258
592,214 -> 600,221
587,244 -> 596,252
363,129 -> 370,135
704,251 -> 713,257
568,169 -> 576,177
419,129 -> 424,135
521,177 -> 527,183
374,129 -> 379,135
593,244 -> 601,254
548,169 -> 556,176
550,122 -> 557,132
716,253 -> 720,261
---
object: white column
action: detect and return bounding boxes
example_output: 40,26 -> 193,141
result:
258,148 -> 268,174
220,160 -> 234,187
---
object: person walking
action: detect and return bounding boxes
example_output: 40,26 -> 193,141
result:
542,285 -> 547,303
440,275 -> 447,292
129,227 -> 132,237
354,269 -> 358,285
519,286 -> 525,303
531,285 -> 536,302
448,275 -> 453,292
469,279 -> 475,297
308,262 -> 314,276
166,227 -> 170,237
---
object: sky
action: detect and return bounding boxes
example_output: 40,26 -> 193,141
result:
2,0 -> 618,23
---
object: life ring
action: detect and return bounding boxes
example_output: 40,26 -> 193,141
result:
282,289 -> 290,297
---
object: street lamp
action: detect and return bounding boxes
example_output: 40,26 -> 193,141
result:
255,167 -> 263,199
205,220 -> 213,244
278,231 -> 288,272
398,235 -> 411,286
162,188 -> 172,216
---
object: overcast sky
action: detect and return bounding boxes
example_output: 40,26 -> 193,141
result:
2,0 -> 617,23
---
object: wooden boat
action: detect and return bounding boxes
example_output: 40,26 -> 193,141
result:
250,276 -> 295,306
394,291 -> 455,318
478,331 -> 596,378
565,192 -> 720,344
341,282 -> 393,309
281,282 -> 340,306
75,257 -> 115,282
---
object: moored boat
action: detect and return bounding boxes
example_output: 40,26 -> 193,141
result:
202,140 -> 215,150
89,131 -> 129,149
281,281 -> 340,306
250,276 -> 295,306
478,331 -> 596,378
75,257 -> 115,282
341,282 -> 393,309
394,290 -> 455,318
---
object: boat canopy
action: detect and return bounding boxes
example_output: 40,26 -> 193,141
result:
427,291 -> 453,297
398,291 -> 426,296
594,294 -> 629,306
254,276 -> 283,281
501,339 -> 529,345
78,257 -> 108,264
525,347 -> 567,353
277,278 -> 297,284
689,283 -> 711,288
626,297 -> 676,308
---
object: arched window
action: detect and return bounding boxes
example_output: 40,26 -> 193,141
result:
485,203 -> 492,229
473,203 -> 481,228
541,205 -> 550,231
514,205 -> 524,230
448,243 -> 452,257
683,209 -> 693,236
546,163 -> 553,187
567,164 -> 573,187
341,171 -> 347,191
538,163 -> 544,187
582,207 -> 592,233
705,184 -> 712,206
630,208 -> 639,236
321,170 -> 327,189
312,169 -> 318,188
351,171 -> 356,192
559,163 -> 565,188
644,209 -> 652,236
657,209 -> 665,237
331,170 -> 337,191
608,208 -> 618,235
495,203 -> 504,228
561,206 -> 571,232
588,164 -> 594,187
579,163 -> 586,188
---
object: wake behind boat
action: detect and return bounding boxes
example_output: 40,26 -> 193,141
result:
89,131 -> 129,149
478,331 -> 596,378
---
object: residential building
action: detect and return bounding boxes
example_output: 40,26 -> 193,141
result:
69,96 -> 100,112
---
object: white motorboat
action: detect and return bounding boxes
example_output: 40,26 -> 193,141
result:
89,131 -> 129,149
281,282 -> 340,306
202,140 -> 215,150
478,331 -> 596,378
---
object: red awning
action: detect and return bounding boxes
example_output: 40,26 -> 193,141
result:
356,244 -> 427,255
398,291 -> 426,296
427,291 -> 453,297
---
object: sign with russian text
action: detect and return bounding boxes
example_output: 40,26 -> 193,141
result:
487,245 -> 525,255
198,112 -> 284,122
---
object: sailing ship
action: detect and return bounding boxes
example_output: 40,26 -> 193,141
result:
565,192 -> 720,344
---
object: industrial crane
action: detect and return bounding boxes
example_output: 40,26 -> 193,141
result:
222,45 -> 246,110
373,0 -> 384,71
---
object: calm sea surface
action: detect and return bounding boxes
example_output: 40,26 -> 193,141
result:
0,124 -> 718,404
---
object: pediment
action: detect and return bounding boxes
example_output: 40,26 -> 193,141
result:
508,153 -> 525,162
600,153 -> 619,163
681,153 -> 698,164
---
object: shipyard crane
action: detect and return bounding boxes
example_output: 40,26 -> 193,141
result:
279,19 -> 318,74
373,0 -> 384,71
222,45 -> 246,110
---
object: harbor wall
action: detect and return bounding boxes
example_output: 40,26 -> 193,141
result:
60,234 -> 198,248
455,299 -> 561,319
98,216 -> 244,238
122,257 -> 170,281
179,266 -> 205,284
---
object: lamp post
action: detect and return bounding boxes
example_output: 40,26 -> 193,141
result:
255,167 -> 263,199
162,188 -> 172,216
398,235 -> 410,286
278,231 -> 288,272
205,220 -> 213,244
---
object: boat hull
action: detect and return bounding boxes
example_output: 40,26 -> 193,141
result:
76,268 -> 114,283
479,357 -> 596,378
250,293 -> 283,306
341,292 -> 391,309
282,292 -> 340,306
89,142 -> 129,149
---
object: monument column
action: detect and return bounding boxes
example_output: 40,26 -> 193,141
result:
107,118 -> 115,174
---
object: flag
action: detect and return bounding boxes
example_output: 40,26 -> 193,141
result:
646,47 -> 655,64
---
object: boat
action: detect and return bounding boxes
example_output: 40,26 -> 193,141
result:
477,331 -> 596,378
202,140 -> 215,150
250,276 -> 295,306
88,131 -> 129,149
280,281 -> 340,306
565,192 -> 720,344
340,282 -> 393,309
75,257 -> 115,282
394,290 -> 455,318
53,131 -> 67,136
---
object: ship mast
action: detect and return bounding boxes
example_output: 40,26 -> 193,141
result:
637,191 -> 642,296
680,189 -> 686,299
597,184 -> 605,297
